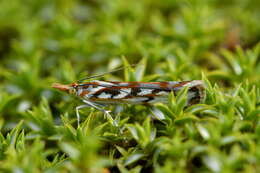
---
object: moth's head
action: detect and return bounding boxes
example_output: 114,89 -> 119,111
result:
52,83 -> 78,95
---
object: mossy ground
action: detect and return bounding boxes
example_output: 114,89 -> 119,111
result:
0,0 -> 259,172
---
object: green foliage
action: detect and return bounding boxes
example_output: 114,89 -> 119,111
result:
0,0 -> 259,172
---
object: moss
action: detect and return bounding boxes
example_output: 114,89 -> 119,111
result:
0,0 -> 259,172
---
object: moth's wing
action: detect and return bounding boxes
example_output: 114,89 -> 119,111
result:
98,81 -> 176,97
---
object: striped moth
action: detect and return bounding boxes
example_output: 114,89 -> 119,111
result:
52,80 -> 205,126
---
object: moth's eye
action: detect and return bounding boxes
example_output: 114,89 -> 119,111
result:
69,88 -> 76,94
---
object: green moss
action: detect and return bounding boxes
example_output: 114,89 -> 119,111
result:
0,0 -> 259,172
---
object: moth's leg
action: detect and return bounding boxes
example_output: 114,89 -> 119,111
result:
91,102 -> 106,107
82,99 -> 118,127
75,104 -> 90,127
75,101 -> 106,126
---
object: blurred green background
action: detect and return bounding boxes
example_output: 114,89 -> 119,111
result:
0,0 -> 259,172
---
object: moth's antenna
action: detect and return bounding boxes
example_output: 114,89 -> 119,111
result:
77,64 -> 137,82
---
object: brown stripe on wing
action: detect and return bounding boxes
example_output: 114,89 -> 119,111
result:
79,81 -> 178,91
79,90 -> 90,97
171,81 -> 190,88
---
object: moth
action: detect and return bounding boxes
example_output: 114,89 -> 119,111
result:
52,79 -> 205,126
